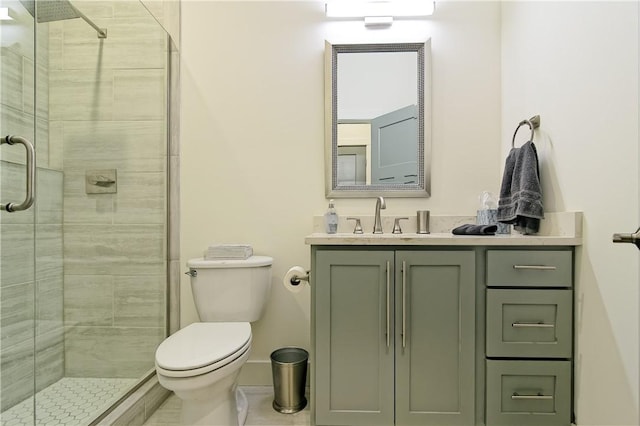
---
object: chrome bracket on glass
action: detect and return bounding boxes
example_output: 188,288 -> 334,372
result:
1,135 -> 35,212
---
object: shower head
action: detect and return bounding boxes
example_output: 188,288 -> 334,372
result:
20,0 -> 107,38
21,0 -> 80,22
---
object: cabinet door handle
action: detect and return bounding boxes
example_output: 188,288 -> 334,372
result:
402,260 -> 406,349
386,261 -> 390,348
512,322 -> 555,328
513,265 -> 557,270
511,392 -> 554,400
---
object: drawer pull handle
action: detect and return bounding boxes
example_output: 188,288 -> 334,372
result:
512,322 -> 555,328
513,265 -> 557,270
511,392 -> 554,400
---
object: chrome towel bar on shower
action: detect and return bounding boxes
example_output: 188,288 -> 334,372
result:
512,115 -> 541,147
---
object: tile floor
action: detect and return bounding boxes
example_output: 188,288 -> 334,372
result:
143,387 -> 310,426
0,377 -> 137,426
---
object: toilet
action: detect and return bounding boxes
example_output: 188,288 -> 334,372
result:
155,256 -> 273,426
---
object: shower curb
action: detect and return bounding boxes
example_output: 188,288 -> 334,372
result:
91,373 -> 170,426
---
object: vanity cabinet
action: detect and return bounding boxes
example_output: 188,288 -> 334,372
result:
312,248 -> 475,426
484,250 -> 573,426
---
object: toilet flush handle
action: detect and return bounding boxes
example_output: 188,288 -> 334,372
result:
185,270 -> 197,277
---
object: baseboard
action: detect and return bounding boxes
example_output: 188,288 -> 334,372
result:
238,360 -> 273,386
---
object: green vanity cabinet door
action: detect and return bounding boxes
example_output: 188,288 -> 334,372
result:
395,251 -> 476,426
314,250 -> 395,426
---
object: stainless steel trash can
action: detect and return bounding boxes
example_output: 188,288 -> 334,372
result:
270,347 -> 308,414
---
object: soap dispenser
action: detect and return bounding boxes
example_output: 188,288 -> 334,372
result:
324,199 -> 339,234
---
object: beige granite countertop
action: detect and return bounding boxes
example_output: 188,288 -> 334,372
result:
305,212 -> 582,246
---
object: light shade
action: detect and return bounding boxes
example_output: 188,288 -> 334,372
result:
0,7 -> 14,21
364,16 -> 394,27
325,1 -> 435,18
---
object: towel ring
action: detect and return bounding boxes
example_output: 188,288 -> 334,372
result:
511,115 -> 541,148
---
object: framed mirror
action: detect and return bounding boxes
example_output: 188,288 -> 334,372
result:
325,40 -> 431,198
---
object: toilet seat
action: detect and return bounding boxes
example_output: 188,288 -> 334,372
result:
155,322 -> 252,378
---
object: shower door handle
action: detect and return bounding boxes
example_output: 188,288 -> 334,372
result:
1,135 -> 35,212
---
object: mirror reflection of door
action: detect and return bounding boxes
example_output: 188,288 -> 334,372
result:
337,122 -> 371,185
337,146 -> 366,185
370,104 -> 418,184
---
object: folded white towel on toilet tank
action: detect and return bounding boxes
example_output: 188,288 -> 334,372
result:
205,244 -> 253,260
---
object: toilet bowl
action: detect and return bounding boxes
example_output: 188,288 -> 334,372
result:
155,255 -> 273,425
156,322 -> 252,426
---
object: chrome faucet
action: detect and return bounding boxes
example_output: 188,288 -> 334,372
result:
373,196 -> 386,234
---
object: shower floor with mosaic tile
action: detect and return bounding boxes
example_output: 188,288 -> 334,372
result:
0,377 -> 137,426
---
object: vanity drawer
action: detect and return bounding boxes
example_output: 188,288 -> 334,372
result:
487,250 -> 572,288
486,289 -> 572,358
486,360 -> 571,426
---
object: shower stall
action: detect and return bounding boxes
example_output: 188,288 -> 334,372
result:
0,0 -> 178,424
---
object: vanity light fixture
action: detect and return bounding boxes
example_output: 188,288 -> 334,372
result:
326,1 -> 434,26
364,16 -> 393,27
0,7 -> 15,21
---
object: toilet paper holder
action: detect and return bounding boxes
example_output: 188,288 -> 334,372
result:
289,270 -> 310,286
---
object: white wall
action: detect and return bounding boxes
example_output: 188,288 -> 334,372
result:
502,2 -> 639,424
180,0 -> 501,380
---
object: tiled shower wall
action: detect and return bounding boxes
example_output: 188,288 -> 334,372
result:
1,11 -> 65,410
48,1 -> 168,378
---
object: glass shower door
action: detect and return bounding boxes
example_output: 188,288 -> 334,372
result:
0,0 -> 38,424
2,1 -> 169,423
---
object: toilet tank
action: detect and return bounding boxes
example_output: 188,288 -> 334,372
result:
186,256 -> 273,322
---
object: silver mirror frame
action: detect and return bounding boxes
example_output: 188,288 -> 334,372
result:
324,40 -> 432,198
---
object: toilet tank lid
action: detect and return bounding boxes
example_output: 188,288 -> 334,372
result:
187,256 -> 273,269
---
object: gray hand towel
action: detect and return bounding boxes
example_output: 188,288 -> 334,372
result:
497,141 -> 543,234
452,224 -> 497,235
